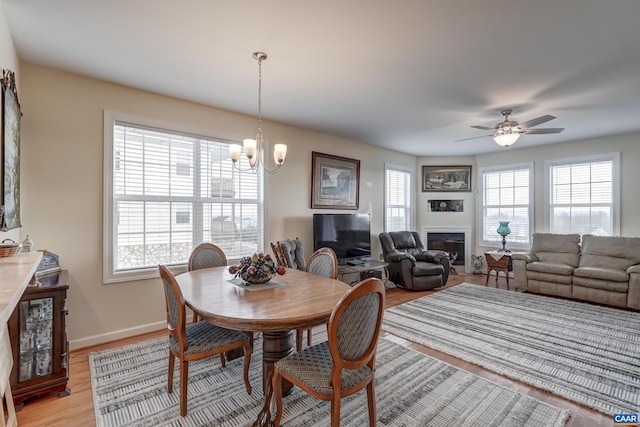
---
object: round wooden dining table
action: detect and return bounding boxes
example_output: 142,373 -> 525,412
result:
175,266 -> 351,427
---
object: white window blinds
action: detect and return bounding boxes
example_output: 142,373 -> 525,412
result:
481,165 -> 532,246
105,117 -> 263,282
385,165 -> 411,232
548,155 -> 617,235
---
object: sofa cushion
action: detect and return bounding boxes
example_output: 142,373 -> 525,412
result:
527,261 -> 575,276
579,235 -> 640,271
530,233 -> 581,267
572,276 -> 629,293
527,271 -> 574,285
388,231 -> 426,258
572,285 -> 628,308
574,266 -> 629,282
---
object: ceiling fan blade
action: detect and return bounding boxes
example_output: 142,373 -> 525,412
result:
470,125 -> 494,130
455,134 -> 492,142
519,115 -> 556,128
524,128 -> 565,134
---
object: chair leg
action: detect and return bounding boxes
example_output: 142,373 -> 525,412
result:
273,370 -> 283,427
366,379 -> 376,426
220,353 -> 226,367
242,342 -> 252,395
179,359 -> 189,417
485,269 -> 490,285
331,394 -> 341,427
296,329 -> 304,351
307,328 -> 312,346
167,352 -> 175,393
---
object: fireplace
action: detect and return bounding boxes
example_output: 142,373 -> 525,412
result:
421,227 -> 471,273
426,232 -> 465,266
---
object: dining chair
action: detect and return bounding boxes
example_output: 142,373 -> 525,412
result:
273,277 -> 385,427
188,243 -> 227,323
188,242 -> 227,271
296,247 -> 338,351
278,239 -> 306,270
270,241 -> 286,266
158,265 -> 252,417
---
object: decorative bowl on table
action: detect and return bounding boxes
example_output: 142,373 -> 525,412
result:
229,252 -> 286,285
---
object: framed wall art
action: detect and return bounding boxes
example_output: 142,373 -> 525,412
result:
1,69 -> 22,231
422,165 -> 471,192
428,199 -> 464,212
311,151 -> 360,209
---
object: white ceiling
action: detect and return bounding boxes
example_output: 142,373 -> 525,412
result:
3,0 -> 640,156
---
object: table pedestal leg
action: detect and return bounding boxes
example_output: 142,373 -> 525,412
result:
252,330 -> 294,427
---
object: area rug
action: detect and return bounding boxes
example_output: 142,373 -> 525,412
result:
89,331 -> 569,426
382,283 -> 640,415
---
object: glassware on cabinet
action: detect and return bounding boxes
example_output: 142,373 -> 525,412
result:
18,297 -> 54,382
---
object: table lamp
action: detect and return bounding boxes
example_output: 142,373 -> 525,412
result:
497,221 -> 511,252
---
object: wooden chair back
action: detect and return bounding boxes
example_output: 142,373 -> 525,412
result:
188,242 -> 227,271
270,241 -> 286,266
306,247 -> 338,279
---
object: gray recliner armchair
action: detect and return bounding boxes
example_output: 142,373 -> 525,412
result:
379,231 -> 450,291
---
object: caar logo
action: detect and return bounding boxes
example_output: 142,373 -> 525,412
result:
614,413 -> 639,426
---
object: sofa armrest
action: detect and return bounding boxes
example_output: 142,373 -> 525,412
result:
416,250 -> 448,263
387,252 -> 416,263
511,253 -> 538,263
627,264 -> 640,274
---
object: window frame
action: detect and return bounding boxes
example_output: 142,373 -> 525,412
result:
477,162 -> 534,250
383,163 -> 413,232
103,110 -> 266,283
544,152 -> 620,236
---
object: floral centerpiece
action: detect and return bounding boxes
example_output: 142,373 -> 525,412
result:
229,252 -> 286,284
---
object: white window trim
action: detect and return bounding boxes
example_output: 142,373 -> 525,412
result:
103,110 -> 269,284
543,152 -> 620,235
383,163 -> 414,232
476,162 -> 534,251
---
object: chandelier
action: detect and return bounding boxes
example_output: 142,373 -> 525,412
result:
229,52 -> 287,174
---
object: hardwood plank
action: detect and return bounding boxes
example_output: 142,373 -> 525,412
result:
16,273 -> 612,426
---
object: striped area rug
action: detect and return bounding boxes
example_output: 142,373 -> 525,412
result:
90,332 -> 569,426
382,283 -> 640,415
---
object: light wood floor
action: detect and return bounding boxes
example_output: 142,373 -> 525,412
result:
15,273 -> 612,427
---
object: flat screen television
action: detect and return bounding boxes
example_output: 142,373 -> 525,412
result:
313,213 -> 371,264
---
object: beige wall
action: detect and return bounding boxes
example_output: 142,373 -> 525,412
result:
0,5 -> 20,244
18,63 -> 415,348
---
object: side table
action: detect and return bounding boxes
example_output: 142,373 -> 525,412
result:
484,251 -> 512,289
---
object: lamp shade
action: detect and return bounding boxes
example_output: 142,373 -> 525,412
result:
496,221 -> 511,236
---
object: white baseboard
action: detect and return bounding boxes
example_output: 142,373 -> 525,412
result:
69,320 -> 166,351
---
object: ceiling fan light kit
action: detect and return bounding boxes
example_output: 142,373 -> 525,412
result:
458,108 -> 565,147
493,132 -> 520,147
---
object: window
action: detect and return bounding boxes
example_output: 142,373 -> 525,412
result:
384,164 -> 412,232
480,163 -> 533,248
103,112 -> 264,283
545,153 -> 619,235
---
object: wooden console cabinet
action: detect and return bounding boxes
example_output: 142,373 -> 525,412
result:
7,270 -> 70,408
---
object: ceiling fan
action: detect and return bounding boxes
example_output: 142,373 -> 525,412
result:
456,109 -> 564,147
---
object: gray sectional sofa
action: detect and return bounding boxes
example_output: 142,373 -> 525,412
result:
512,233 -> 640,310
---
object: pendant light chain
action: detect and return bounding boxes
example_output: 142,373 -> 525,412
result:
257,54 -> 263,141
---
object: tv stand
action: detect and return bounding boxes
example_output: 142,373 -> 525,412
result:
338,261 -> 390,286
